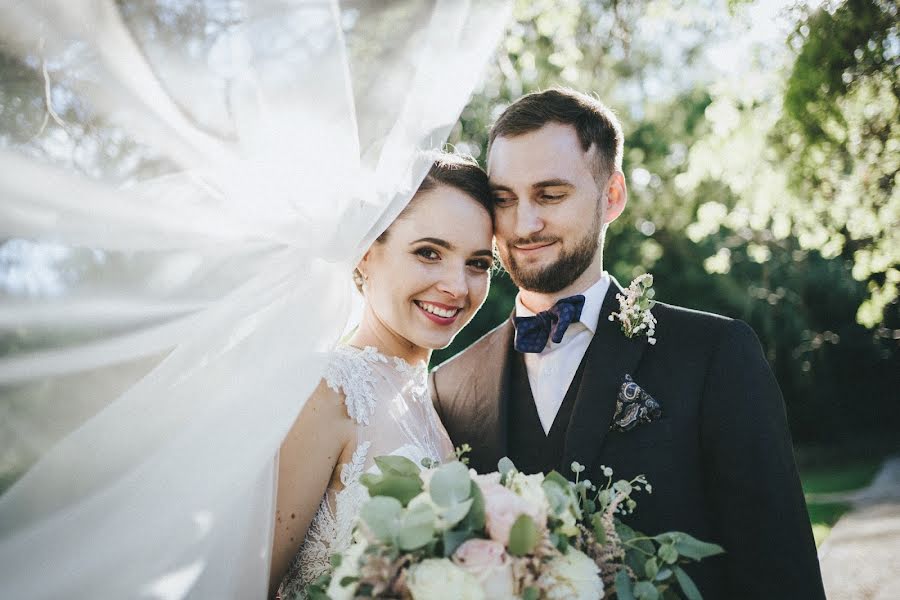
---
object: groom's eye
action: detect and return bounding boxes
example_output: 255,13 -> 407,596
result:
541,193 -> 565,202
493,194 -> 515,207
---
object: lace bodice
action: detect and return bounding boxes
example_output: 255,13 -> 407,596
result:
277,346 -> 454,599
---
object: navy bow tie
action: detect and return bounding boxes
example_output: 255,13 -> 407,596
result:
514,295 -> 586,353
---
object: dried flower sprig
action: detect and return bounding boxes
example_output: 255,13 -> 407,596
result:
609,274 -> 657,345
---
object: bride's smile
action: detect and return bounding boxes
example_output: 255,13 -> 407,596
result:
355,182 -> 493,362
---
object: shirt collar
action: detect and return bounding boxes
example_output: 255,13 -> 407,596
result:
514,272 -> 610,334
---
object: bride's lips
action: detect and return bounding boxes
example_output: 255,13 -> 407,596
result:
414,300 -> 462,326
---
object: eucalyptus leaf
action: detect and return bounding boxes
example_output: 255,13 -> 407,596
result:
543,470 -> 569,488
672,533 -> 725,560
644,557 -> 659,579
442,529 -> 475,557
360,496 -> 402,542
673,566 -> 703,600
498,456 -> 516,476
634,581 -> 660,600
375,455 -> 421,477
429,461 -> 472,507
365,474 -> 423,507
397,503 -> 436,550
459,481 -> 485,531
615,569 -> 636,600
440,498 -> 474,528
658,543 -> 679,564
542,480 -> 568,514
507,514 -> 540,556
633,581 -> 659,600
655,568 -> 673,581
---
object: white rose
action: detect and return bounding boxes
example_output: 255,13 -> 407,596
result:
326,541 -> 367,600
539,549 -> 604,600
508,472 -> 549,521
407,558 -> 485,600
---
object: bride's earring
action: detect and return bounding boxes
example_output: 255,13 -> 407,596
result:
353,268 -> 369,293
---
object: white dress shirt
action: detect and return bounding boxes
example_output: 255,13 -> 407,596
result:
515,273 -> 611,435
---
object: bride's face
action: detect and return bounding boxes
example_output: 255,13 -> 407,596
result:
359,185 -> 493,350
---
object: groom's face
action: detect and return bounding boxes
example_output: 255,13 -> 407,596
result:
488,122 -> 613,294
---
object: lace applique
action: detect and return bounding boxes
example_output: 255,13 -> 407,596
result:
341,440 -> 371,487
278,441 -> 372,600
323,346 -> 386,425
390,356 -> 428,403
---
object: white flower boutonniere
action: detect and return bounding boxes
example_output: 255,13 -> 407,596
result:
609,273 -> 657,345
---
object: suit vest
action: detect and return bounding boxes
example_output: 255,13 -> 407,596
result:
506,349 -> 587,475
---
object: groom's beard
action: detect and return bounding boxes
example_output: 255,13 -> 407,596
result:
500,210 -> 603,294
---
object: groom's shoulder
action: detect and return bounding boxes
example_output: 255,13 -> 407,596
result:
432,319 -> 511,376
652,301 -> 760,349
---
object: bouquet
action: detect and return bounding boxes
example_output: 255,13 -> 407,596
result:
306,448 -> 723,599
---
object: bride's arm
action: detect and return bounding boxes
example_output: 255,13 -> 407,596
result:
268,380 -> 354,599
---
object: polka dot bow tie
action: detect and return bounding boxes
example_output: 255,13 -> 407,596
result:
513,295 -> 586,353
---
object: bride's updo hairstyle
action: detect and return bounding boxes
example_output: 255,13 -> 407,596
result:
354,152 -> 493,292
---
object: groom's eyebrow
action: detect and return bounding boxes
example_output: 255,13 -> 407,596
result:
533,178 -> 574,189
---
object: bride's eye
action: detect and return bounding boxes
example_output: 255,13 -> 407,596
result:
414,247 -> 440,261
467,259 -> 491,272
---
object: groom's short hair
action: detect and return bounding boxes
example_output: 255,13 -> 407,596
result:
489,88 -> 624,183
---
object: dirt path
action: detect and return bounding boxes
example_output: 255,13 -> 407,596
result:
818,456 -> 900,599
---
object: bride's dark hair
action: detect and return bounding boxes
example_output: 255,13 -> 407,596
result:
354,151 -> 493,291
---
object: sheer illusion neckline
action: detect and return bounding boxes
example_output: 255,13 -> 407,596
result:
343,344 -> 428,375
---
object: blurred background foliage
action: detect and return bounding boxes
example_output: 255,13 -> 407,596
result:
0,0 -> 895,448
434,0 -> 898,446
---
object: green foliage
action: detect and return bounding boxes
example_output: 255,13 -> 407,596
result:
435,0 -> 899,445
507,514 -> 540,556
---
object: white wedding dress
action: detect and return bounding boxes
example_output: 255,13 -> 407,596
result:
277,345 -> 453,599
0,2 -> 508,598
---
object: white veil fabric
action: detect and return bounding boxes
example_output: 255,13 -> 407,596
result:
0,1 -> 510,598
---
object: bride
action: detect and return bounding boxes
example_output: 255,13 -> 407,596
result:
0,1 -> 512,598
271,153 -> 494,598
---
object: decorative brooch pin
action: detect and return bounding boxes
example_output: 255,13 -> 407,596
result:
609,273 -> 657,345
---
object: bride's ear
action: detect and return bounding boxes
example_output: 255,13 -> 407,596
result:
356,250 -> 371,280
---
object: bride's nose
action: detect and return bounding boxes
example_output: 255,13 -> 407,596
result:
436,264 -> 468,298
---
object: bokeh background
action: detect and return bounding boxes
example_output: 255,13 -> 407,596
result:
430,0 -> 899,546
0,0 -> 896,551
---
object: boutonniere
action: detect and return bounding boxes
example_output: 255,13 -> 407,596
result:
609,273 -> 657,345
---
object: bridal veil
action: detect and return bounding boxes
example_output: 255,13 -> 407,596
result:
0,1 -> 510,597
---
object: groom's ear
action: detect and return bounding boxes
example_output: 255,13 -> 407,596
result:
602,170 -> 627,225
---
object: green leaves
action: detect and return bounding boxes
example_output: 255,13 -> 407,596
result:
397,503 -> 436,550
655,532 -> 724,560
359,472 -> 423,506
633,581 -> 659,600
429,461 -> 472,507
359,455 -> 425,506
673,566 -> 703,600
507,514 -> 540,556
375,455 -> 420,477
615,569 -> 635,600
361,496 -> 403,543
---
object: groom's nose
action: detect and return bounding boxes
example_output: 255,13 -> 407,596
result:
513,199 -> 544,238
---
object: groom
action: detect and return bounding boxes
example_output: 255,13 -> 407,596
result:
430,88 -> 825,598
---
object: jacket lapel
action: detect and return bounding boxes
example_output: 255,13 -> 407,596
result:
466,318 -> 514,472
561,279 -> 648,473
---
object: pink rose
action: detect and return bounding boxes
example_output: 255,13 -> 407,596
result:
452,539 -> 515,599
478,480 -> 545,547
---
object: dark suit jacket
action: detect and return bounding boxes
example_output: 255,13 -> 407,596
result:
430,281 -> 825,599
